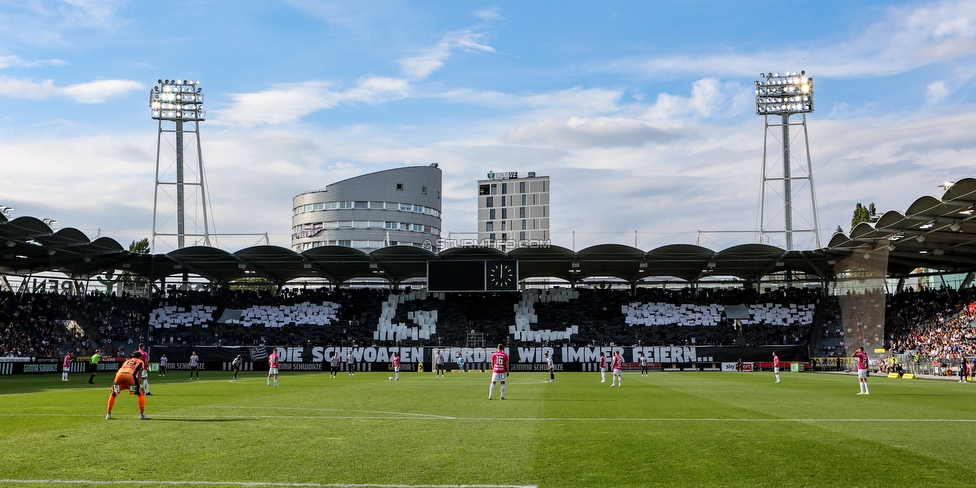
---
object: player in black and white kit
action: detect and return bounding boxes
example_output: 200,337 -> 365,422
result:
435,350 -> 445,377
346,351 -> 356,376
231,355 -> 243,381
158,354 -> 168,377
189,351 -> 200,379
639,353 -> 648,377
330,352 -> 340,378
545,352 -> 555,382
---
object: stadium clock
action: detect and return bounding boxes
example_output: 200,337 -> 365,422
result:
486,260 -> 518,291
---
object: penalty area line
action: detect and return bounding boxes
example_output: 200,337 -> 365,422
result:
0,481 -> 537,488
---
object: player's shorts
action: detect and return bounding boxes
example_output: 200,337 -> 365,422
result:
491,372 -> 507,382
141,370 -> 149,378
113,373 -> 136,390
857,368 -> 868,379
89,363 -> 98,373
62,366 -> 70,373
774,367 -> 780,374
393,367 -> 400,372
269,368 -> 279,375
600,367 -> 606,372
612,368 -> 622,376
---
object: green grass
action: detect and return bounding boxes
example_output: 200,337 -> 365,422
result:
2,370 -> 975,487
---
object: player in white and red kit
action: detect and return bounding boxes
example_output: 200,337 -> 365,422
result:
610,351 -> 623,387
488,344 -> 509,400
545,352 -> 555,382
854,347 -> 870,395
773,352 -> 781,384
137,343 -> 152,395
392,352 -> 401,381
267,349 -> 279,386
599,353 -> 607,383
62,352 -> 71,381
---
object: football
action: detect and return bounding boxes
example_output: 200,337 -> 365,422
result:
389,377 -> 393,380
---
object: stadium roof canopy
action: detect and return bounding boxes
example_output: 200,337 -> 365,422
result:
4,178 -> 976,286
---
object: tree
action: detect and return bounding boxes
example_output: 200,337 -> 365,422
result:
129,238 -> 150,254
851,202 -> 877,228
117,238 -> 151,296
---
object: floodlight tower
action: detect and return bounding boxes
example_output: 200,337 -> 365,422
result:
755,71 -> 821,251
150,79 -> 212,251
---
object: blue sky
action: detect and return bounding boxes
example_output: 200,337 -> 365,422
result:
2,0 -> 976,253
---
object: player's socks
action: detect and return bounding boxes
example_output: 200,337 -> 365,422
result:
500,384 -> 505,399
488,384 -> 495,399
138,393 -> 145,412
107,394 -> 116,414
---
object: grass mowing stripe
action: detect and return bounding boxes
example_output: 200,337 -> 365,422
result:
0,481 -> 537,487
4,412 -> 976,422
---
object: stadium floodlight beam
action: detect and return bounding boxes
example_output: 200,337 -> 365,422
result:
150,79 -> 212,251
755,71 -> 821,251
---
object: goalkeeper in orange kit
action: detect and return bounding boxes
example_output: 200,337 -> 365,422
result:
106,351 -> 149,420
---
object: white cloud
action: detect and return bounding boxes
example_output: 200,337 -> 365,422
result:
56,79 -> 143,103
399,29 -> 495,80
627,0 -> 976,79
473,7 -> 503,22
927,81 -> 949,103
0,0 -> 128,45
504,117 -> 686,149
0,76 -> 56,99
0,54 -> 66,69
0,76 -> 142,102
644,78 -> 750,122
215,77 -> 411,128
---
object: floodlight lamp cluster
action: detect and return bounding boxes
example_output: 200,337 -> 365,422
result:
755,71 -> 813,116
150,79 -> 206,121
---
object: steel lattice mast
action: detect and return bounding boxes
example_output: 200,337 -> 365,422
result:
756,71 -> 822,251
150,79 -> 212,252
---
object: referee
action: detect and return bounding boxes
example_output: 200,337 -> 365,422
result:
88,349 -> 102,384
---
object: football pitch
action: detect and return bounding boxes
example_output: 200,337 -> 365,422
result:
2,370 -> 975,487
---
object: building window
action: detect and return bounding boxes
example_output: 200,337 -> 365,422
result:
520,231 -> 525,241
520,181 -> 525,193
489,233 -> 495,241
501,233 -> 507,241
412,224 -> 424,232
522,219 -> 527,230
522,194 -> 527,205
490,184 -> 497,195
479,184 -> 490,195
501,183 -> 507,194
501,208 -> 507,219
396,183 -> 404,191
413,204 -> 423,213
489,209 -> 495,220
519,207 -> 525,218
399,223 -> 409,230
486,197 -> 493,208
385,221 -> 397,229
501,221 -> 506,231
486,222 -> 494,232
400,203 -> 412,211
336,240 -> 351,247
422,186 -> 427,194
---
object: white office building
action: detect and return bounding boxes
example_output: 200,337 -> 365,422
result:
477,171 -> 550,251
292,165 -> 442,252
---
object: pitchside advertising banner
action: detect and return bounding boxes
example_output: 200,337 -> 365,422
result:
143,344 -> 807,373
1,345 -> 807,375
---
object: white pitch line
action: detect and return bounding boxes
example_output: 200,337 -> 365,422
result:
0,481 -> 536,488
